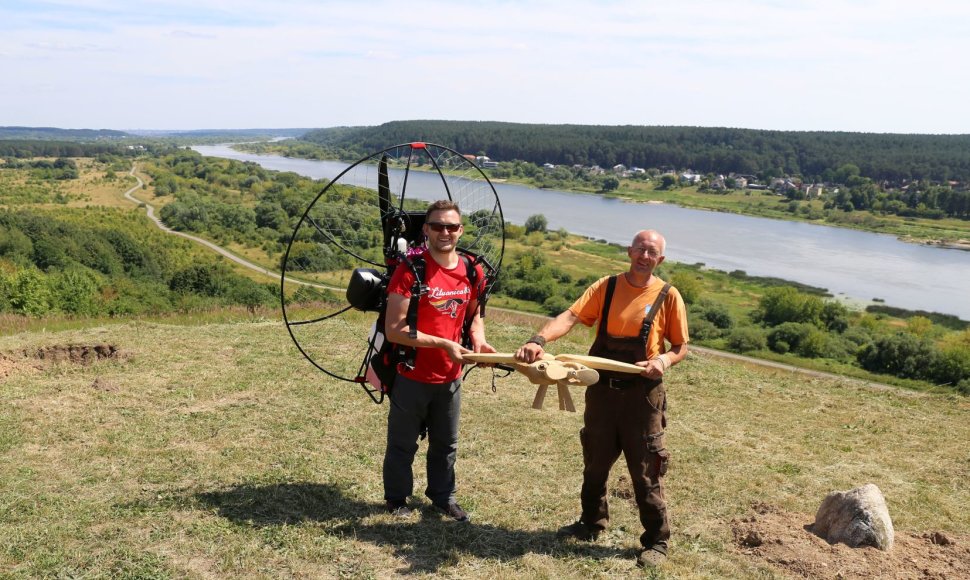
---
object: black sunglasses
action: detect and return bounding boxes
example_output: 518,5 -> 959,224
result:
427,222 -> 462,233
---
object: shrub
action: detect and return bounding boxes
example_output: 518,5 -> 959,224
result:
755,286 -> 824,327
50,267 -> 102,316
226,279 -> 276,310
929,345 -> 970,387
699,299 -> 734,329
857,333 -> 939,380
669,271 -> 701,305
796,327 -> 833,359
687,316 -> 722,341
821,301 -> 850,332
841,326 -> 872,347
6,266 -> 51,315
169,263 -> 232,297
726,327 -> 767,353
767,322 -> 813,354
541,295 -> 573,317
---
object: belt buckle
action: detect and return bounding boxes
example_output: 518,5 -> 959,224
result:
608,377 -> 627,389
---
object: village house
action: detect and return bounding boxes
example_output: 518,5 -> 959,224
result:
803,183 -> 824,198
475,155 -> 498,168
680,171 -> 703,184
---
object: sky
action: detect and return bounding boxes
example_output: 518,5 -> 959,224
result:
2,0 -> 969,134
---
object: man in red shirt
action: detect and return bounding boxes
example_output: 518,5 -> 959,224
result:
515,229 -> 689,568
382,200 -> 495,521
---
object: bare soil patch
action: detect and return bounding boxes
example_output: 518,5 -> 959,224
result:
732,503 -> 970,579
29,343 -> 121,365
1,344 -> 123,379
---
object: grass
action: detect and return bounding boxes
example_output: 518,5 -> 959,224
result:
2,310 -> 967,578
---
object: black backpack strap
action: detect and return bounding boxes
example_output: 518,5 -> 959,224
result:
639,283 -> 672,340
405,256 -> 427,340
458,253 -> 480,349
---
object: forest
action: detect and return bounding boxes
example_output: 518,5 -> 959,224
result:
302,121 -> 970,184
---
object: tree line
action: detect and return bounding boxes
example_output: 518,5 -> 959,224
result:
0,139 -> 142,159
301,121 -> 970,184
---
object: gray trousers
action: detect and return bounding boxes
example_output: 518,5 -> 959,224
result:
382,374 -> 461,505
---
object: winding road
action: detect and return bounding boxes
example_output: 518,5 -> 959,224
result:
122,164 -> 329,290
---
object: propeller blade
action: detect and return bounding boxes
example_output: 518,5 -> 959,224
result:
378,154 -> 392,247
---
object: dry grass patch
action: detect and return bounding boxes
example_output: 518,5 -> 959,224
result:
62,158 -> 137,208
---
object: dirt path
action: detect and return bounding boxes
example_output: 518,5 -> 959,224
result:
122,164 -> 331,290
687,345 -> 905,393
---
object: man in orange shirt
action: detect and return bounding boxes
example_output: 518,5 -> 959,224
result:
515,229 -> 689,568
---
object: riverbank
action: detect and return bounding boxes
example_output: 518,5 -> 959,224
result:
231,141 -> 970,249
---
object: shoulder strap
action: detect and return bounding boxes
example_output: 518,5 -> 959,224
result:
596,275 -> 619,340
405,256 -> 427,340
459,253 -> 481,349
639,283 -> 672,340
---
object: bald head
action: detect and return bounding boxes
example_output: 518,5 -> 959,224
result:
631,230 -> 666,256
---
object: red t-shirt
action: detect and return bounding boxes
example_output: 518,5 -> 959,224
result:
386,250 -> 482,384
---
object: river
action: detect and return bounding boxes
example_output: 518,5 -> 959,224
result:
193,145 -> 970,321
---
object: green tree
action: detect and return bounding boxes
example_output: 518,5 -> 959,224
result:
51,266 -> 102,315
7,266 -> 51,315
600,176 -> 620,192
524,214 -> 548,234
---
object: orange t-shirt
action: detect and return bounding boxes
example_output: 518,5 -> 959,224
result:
569,274 -> 690,358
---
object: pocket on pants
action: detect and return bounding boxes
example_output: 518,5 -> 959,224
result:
656,449 -> 670,477
644,429 -> 669,478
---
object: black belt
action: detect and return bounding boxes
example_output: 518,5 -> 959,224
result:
602,376 -> 662,390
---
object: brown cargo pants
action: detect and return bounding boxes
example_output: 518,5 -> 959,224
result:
579,376 -> 670,549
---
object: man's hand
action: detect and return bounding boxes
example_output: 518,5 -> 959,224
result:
638,354 -> 670,380
515,342 -> 545,364
474,340 -> 497,354
444,341 -> 472,364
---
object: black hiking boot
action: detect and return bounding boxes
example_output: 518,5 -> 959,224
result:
556,520 -> 600,541
385,499 -> 413,518
433,501 -> 469,522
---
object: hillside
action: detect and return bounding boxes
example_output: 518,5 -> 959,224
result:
0,126 -> 131,141
2,312 -> 967,578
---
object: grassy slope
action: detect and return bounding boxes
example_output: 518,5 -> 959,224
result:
2,312 -> 967,578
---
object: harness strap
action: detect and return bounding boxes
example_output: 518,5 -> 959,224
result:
639,283 -> 672,340
402,252 -> 481,366
596,275 -> 618,340
405,257 -> 427,340
596,276 -> 672,341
